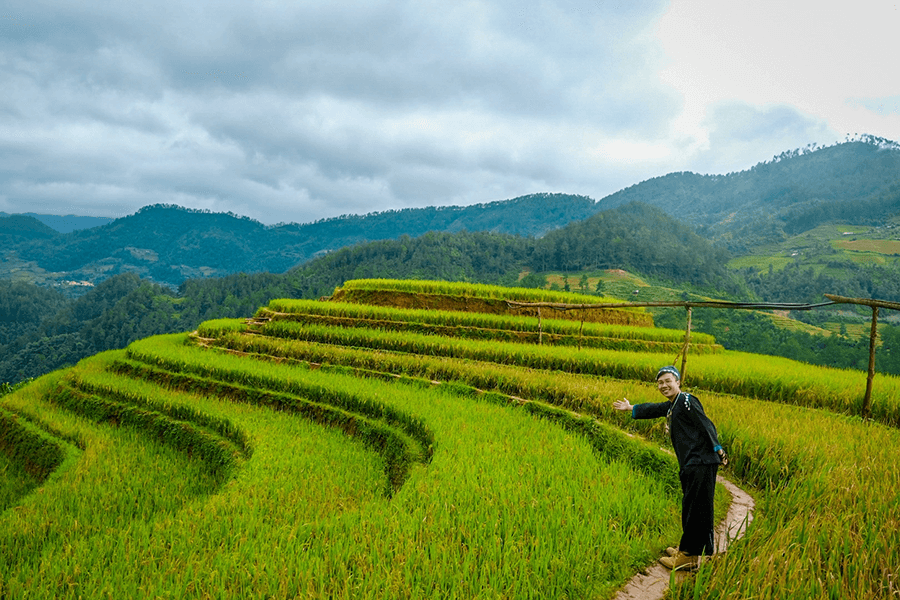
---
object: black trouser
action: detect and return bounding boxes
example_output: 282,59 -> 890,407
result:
679,463 -> 718,556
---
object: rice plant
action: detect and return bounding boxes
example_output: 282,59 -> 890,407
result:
260,297 -> 719,347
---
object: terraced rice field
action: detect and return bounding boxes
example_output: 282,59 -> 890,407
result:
2,279 -> 900,599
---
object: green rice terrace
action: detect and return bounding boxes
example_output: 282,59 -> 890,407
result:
2,278 -> 900,598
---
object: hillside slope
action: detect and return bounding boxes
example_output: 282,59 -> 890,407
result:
596,136 -> 900,250
0,215 -> 59,243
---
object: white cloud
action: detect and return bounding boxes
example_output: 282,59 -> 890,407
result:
655,0 -> 900,158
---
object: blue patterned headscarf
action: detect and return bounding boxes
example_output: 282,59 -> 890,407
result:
656,366 -> 681,381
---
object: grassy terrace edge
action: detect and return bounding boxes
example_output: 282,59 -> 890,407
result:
204,313 -> 900,428
259,298 -> 719,347
335,278 -> 636,305
332,278 -> 655,327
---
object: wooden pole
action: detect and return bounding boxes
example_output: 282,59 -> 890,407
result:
681,306 -> 692,383
538,307 -> 543,346
579,306 -> 585,350
864,306 -> 879,420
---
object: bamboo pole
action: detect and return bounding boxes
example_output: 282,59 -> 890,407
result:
538,307 -> 543,346
681,306 -> 692,383
506,299 -> 837,311
864,306 -> 879,420
825,294 -> 900,312
824,294 -> 900,421
579,306 -> 585,350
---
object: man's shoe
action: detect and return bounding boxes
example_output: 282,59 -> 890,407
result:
659,551 -> 699,571
665,546 -> 679,557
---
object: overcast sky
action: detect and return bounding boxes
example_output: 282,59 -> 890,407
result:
2,0 -> 898,225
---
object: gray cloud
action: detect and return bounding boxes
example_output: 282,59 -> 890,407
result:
0,0 -> 863,225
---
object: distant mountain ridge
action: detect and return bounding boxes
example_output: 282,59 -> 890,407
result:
0,212 -> 114,233
2,193 -> 599,287
2,136 -> 899,288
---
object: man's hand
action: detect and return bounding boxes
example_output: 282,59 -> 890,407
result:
612,398 -> 632,412
717,448 -> 729,466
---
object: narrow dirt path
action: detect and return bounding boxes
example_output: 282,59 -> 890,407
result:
612,475 -> 755,600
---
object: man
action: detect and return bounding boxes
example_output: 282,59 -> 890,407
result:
612,366 -> 727,571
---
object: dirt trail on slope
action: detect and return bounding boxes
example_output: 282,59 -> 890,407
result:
612,476 -> 755,600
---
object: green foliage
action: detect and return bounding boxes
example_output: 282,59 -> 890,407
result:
289,203 -> 742,298
537,202 -> 738,294
516,271 -> 547,289
0,215 -> 58,242
0,281 -> 67,348
742,259 -> 900,304
0,274 -> 183,384
259,298 -> 719,354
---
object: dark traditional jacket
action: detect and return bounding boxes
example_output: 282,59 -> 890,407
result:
632,392 -> 722,468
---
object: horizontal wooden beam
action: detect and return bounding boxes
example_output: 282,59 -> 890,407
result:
505,299 -> 837,311
824,294 -> 900,312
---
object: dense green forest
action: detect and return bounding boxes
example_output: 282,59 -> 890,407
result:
739,259 -> 900,304
0,215 -> 59,242
536,202 -> 738,292
0,273 -> 301,384
298,202 -> 740,294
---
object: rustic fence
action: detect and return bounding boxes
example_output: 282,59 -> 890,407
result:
506,294 -> 900,420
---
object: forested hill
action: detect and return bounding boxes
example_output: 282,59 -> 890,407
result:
6,193 -> 597,287
287,202 -> 739,297
0,215 -> 59,242
596,135 -> 900,251
536,202 -> 733,289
